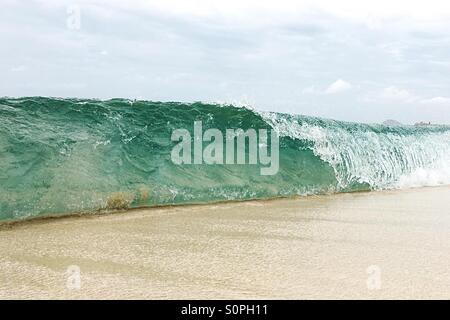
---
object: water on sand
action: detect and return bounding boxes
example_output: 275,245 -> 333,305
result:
0,187 -> 449,299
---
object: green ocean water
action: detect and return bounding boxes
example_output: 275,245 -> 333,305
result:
1,97 -> 450,221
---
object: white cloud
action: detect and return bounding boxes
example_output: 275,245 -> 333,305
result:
381,87 -> 450,106
302,80 -> 353,95
301,85 -> 320,95
325,79 -> 352,94
109,0 -> 450,22
381,86 -> 418,103
11,65 -> 26,72
420,96 -> 450,105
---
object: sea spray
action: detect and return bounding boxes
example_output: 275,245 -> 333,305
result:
1,97 -> 449,221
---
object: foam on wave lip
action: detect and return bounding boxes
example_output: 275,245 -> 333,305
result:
260,111 -> 450,191
395,167 -> 450,189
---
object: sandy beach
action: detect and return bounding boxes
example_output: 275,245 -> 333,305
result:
0,186 -> 449,299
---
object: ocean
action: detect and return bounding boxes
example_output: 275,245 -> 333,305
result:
1,97 -> 449,221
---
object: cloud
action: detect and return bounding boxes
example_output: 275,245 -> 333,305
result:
325,79 -> 352,94
91,0 -> 450,22
1,0 -> 450,123
10,65 -> 26,72
301,85 -> 320,95
420,96 -> 450,105
381,87 -> 450,106
381,86 -> 418,103
302,79 -> 353,95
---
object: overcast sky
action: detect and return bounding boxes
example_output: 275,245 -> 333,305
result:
1,0 -> 450,124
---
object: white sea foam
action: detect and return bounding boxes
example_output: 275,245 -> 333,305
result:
261,111 -> 450,190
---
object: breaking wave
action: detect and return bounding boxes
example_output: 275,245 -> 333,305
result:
1,97 -> 449,221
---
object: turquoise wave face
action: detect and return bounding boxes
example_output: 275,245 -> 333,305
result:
1,97 -> 450,221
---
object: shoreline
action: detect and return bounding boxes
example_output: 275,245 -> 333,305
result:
1,186 -> 449,299
1,185 -> 448,230
0,190 -> 340,229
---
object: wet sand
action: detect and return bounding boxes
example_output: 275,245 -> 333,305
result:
0,187 -> 449,299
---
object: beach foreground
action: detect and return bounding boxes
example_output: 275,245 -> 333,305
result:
0,187 -> 449,299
